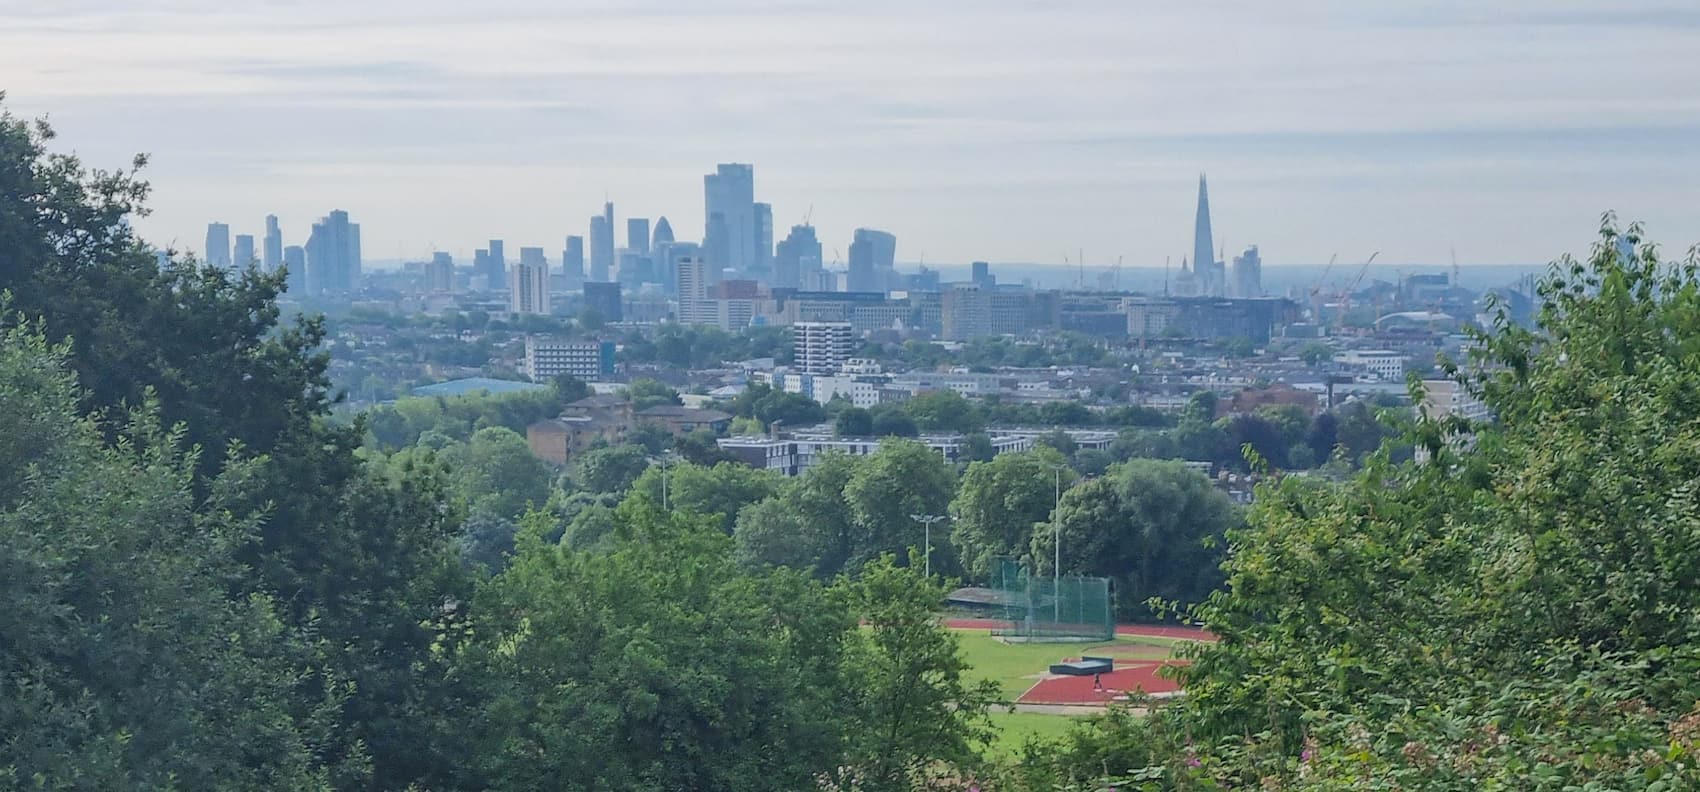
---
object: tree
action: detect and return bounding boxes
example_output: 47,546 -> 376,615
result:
829,553 -> 1000,791
949,449 -> 1071,582
735,452 -> 863,577
624,378 -> 681,411
551,372 -> 591,402
631,461 -> 784,534
1,101 -> 472,791
626,420 -> 674,454
903,389 -> 983,433
573,443 -> 652,494
835,406 -> 874,437
843,439 -> 958,575
460,503 -> 858,791
1297,340 -> 1334,366
869,406 -> 918,438
438,426 -> 552,519
0,316 -> 328,789
1033,459 -> 1236,620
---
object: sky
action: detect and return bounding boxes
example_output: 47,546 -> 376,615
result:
3,0 -> 1698,269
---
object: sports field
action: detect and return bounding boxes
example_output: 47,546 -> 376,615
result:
950,620 -> 1209,750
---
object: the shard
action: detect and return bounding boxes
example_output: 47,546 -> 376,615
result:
1193,174 -> 1221,297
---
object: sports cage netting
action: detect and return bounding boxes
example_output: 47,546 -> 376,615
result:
990,558 -> 1114,642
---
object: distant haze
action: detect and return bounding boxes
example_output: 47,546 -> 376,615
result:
4,1 -> 1697,266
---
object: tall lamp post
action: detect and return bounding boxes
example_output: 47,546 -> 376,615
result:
649,452 -> 676,510
1043,463 -> 1072,623
909,513 -> 947,578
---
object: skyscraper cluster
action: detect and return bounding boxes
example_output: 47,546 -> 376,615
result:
204,210 -> 362,296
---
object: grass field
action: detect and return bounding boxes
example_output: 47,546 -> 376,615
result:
985,710 -> 1085,757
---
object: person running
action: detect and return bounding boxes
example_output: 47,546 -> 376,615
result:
1093,672 -> 1104,692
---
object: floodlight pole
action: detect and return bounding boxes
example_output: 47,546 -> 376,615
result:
1053,466 -> 1062,623
909,513 -> 947,578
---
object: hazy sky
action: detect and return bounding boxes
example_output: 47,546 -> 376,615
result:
4,0 -> 1697,268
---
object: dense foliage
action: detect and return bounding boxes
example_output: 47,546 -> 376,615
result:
999,221 -> 1700,790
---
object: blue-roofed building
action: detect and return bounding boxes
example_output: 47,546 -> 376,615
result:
410,377 -> 550,398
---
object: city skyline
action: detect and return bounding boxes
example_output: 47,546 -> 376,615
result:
5,1 -> 1698,267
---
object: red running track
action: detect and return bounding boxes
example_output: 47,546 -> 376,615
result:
1017,661 -> 1190,705
941,618 -> 1215,642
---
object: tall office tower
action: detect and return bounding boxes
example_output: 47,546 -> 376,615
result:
563,235 -> 586,283
233,234 -> 255,270
652,216 -> 674,247
304,210 -> 361,294
971,261 -> 995,288
282,246 -> 306,293
626,218 -> 650,256
205,222 -> 231,269
485,239 -> 507,287
753,202 -> 773,277
426,251 -> 454,292
794,321 -> 853,375
1193,174 -> 1222,297
589,215 -> 613,282
846,228 -> 896,293
774,224 -> 821,289
582,281 -> 623,322
510,247 -> 550,315
703,163 -> 755,273
1231,245 -> 1263,298
263,215 -> 282,272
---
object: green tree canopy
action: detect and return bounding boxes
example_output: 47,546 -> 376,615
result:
948,448 -> 1071,582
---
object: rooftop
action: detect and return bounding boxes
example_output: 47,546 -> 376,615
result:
411,377 -> 549,397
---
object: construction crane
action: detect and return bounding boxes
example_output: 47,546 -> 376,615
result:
1335,251 -> 1380,332
1308,253 -> 1338,323
801,204 -> 813,227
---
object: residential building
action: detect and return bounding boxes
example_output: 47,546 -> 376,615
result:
425,252 -> 454,292
526,394 -> 632,465
676,254 -> 715,326
794,322 -> 853,374
205,222 -> 231,269
510,247 -> 549,314
524,337 -> 615,380
1335,349 -> 1406,382
582,282 -> 623,322
262,215 -> 282,272
233,234 -> 255,270
941,283 -> 991,340
636,405 -> 733,437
